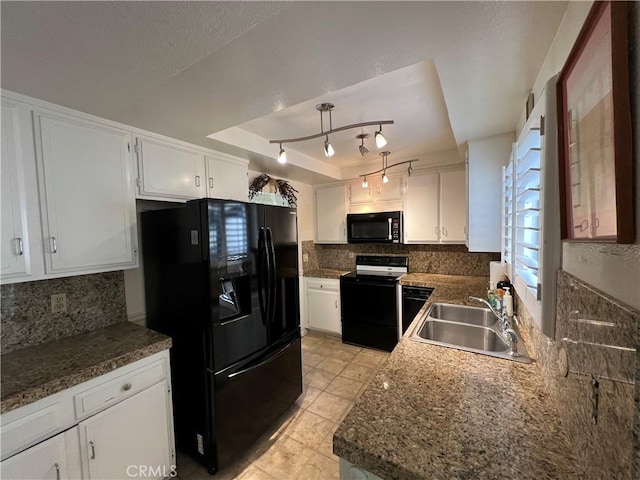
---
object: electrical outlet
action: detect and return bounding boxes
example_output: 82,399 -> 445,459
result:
51,293 -> 67,313
302,253 -> 309,262
349,252 -> 354,259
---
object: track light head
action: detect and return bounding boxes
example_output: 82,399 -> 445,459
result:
356,133 -> 369,157
278,144 -> 287,164
362,177 -> 368,189
382,171 -> 389,184
324,136 -> 334,157
375,125 -> 387,148
407,162 -> 413,176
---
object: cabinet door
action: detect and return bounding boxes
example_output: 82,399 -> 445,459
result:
80,381 -> 173,480
315,186 -> 347,243
136,135 -> 205,200
1,101 -> 30,280
307,281 -> 341,334
348,182 -> 373,205
0,427 -> 80,480
205,155 -> 248,201
404,173 -> 439,243
35,112 -> 137,274
372,177 -> 403,202
439,169 -> 467,243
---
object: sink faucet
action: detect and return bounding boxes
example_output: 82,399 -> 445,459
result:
468,296 -> 503,323
469,296 -> 520,355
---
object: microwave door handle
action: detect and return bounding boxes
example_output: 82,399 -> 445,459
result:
388,218 -> 392,240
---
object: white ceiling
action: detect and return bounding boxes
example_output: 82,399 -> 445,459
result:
1,1 -> 568,184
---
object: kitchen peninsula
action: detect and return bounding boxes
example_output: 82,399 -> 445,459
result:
334,274 -> 583,479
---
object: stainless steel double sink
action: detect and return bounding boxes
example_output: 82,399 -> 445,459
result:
409,303 -> 531,363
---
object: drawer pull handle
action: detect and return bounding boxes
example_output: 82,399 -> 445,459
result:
51,237 -> 58,253
54,463 -> 60,480
195,175 -> 201,187
16,237 -> 23,256
123,382 -> 132,391
209,177 -> 214,189
89,441 -> 96,459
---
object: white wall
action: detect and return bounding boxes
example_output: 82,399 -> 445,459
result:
534,2 -> 640,309
519,1 -> 640,310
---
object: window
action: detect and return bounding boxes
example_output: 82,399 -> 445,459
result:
502,76 -> 562,338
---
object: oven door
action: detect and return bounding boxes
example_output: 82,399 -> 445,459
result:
340,277 -> 399,351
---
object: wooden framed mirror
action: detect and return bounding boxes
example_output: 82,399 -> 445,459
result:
557,1 -> 634,243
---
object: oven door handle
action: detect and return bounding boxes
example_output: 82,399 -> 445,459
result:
388,218 -> 392,240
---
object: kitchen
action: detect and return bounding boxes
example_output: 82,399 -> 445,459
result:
1,1 -> 639,480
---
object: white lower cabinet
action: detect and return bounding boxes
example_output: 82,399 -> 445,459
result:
0,351 -> 174,480
0,427 -> 81,480
80,381 -> 172,480
306,278 -> 341,335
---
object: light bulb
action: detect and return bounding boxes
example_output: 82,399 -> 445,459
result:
375,127 -> 387,148
278,146 -> 287,164
324,137 -> 335,157
362,178 -> 368,188
382,172 -> 389,184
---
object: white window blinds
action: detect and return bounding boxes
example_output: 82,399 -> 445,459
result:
515,127 -> 541,297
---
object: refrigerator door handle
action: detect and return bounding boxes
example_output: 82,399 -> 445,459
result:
266,227 -> 277,324
257,227 -> 268,324
227,337 -> 296,379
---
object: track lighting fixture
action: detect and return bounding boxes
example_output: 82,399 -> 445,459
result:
356,133 -> 369,157
375,125 -> 387,148
269,103 -> 393,161
357,152 -> 419,184
278,144 -> 287,164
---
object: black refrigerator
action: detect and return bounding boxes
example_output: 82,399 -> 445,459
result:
141,199 -> 302,474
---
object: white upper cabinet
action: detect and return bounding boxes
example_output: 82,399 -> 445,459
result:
316,185 -> 347,243
135,135 -> 206,201
205,154 -> 248,201
467,134 -> 514,252
34,111 -> 138,274
439,169 -> 467,243
1,100 -> 31,280
404,173 -> 439,243
372,177 -> 403,203
348,181 -> 373,205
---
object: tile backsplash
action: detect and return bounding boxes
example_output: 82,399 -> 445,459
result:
302,240 -> 499,276
517,270 -> 639,479
1,271 -> 128,353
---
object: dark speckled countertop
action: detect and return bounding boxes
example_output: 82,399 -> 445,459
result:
303,269 -> 350,279
1,322 -> 171,414
334,274 -> 583,479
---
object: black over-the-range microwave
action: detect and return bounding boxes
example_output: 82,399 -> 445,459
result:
346,211 -> 403,244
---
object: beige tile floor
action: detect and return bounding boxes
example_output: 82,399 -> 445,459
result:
177,332 -> 390,480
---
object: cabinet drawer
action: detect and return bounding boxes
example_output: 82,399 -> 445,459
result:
306,278 -> 339,291
1,402 -> 66,461
74,359 -> 166,418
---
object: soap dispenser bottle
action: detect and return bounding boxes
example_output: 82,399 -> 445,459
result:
504,287 -> 513,317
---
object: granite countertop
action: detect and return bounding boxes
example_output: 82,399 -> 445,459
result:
1,322 -> 171,414
334,274 -> 583,479
303,268 -> 350,279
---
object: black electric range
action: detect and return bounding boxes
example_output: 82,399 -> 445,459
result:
340,255 -> 408,352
